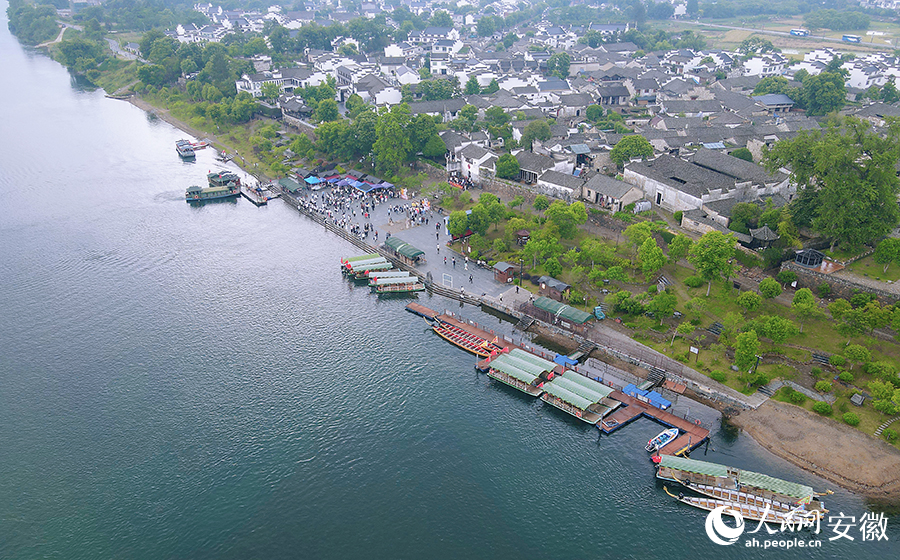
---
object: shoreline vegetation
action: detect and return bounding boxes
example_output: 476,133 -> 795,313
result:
121,90 -> 900,502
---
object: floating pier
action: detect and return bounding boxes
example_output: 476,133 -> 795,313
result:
600,390 -> 710,455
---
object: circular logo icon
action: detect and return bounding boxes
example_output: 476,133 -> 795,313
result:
705,505 -> 745,546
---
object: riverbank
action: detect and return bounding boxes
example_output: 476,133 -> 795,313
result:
122,90 -> 900,504
731,399 -> 900,502
123,95 -> 265,180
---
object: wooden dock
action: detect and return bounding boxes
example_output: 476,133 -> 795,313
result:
404,302 -> 439,320
600,390 -> 710,456
241,185 -> 268,206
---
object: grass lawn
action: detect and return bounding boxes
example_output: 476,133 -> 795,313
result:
847,255 -> 900,283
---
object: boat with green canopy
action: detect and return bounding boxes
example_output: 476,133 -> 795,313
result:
540,370 -> 614,424
481,348 -> 551,396
371,275 -> 425,294
343,257 -> 389,274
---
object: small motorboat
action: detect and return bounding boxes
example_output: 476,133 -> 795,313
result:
646,428 -> 679,452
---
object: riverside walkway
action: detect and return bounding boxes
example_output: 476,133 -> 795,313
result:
280,186 -> 766,411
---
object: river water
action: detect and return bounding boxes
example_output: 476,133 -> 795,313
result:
0,5 -> 897,558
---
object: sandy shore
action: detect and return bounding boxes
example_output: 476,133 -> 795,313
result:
731,399 -> 900,502
120,93 -> 900,503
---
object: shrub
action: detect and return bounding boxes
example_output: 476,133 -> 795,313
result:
817,282 -> 831,298
789,390 -> 806,404
759,277 -> 782,299
685,276 -> 704,288
674,210 -> 683,224
850,291 -> 875,308
812,401 -> 833,415
829,355 -> 846,368
675,351 -> 690,363
710,370 -> 727,382
660,230 -> 675,244
647,285 -> 658,295
884,428 -> 898,443
842,412 -> 860,426
810,367 -> 823,378
815,380 -> 833,393
838,371 -> 854,383
776,270 -> 797,286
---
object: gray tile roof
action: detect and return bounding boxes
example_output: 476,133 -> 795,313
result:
538,170 -> 585,190
583,174 -> 638,199
689,148 -> 786,184
627,155 -> 734,198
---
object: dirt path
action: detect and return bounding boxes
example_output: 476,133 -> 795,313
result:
731,399 -> 900,501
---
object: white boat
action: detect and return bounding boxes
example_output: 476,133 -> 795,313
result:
646,427 -> 679,452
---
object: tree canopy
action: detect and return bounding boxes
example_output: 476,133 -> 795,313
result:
764,116 -> 900,250
610,135 -> 653,166
687,231 -> 737,296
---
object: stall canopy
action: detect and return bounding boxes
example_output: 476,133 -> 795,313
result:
533,297 -> 593,324
384,236 -> 425,260
304,176 -> 321,185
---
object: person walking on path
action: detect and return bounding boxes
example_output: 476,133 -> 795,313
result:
436,244 -> 440,253
469,274 -> 473,284
452,257 -> 456,268
444,256 -> 447,265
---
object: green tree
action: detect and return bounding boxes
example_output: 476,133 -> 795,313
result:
585,104 -> 603,122
315,98 -> 340,122
672,321 -> 695,346
422,134 -> 446,158
759,277 -> 782,299
845,344 -> 871,371
260,81 -> 281,102
729,202 -> 762,235
731,147 -> 753,162
477,16 -> 496,37
638,237 -> 666,281
533,194 -> 549,211
765,116 -> 900,250
373,109 -> 411,176
734,330 -> 760,373
430,10 -> 453,28
521,119 -> 551,149
791,288 -> 820,333
648,290 -> 677,321
610,135 -> 654,166
760,315 -> 798,343
496,153 -> 520,179
687,231 -> 737,296
482,78 -> 500,94
667,234 -> 692,270
737,291 -> 762,312
800,72 -> 846,116
623,222 -> 654,254
464,75 -> 481,95
882,81 -> 900,104
874,237 -> 900,273
447,210 -> 469,238
547,52 -> 571,79
545,200 -> 587,239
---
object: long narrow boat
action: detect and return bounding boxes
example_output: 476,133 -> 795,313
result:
670,475 -> 826,518
655,454 -> 827,514
366,270 -> 409,286
431,320 -> 502,357
663,487 -> 812,526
